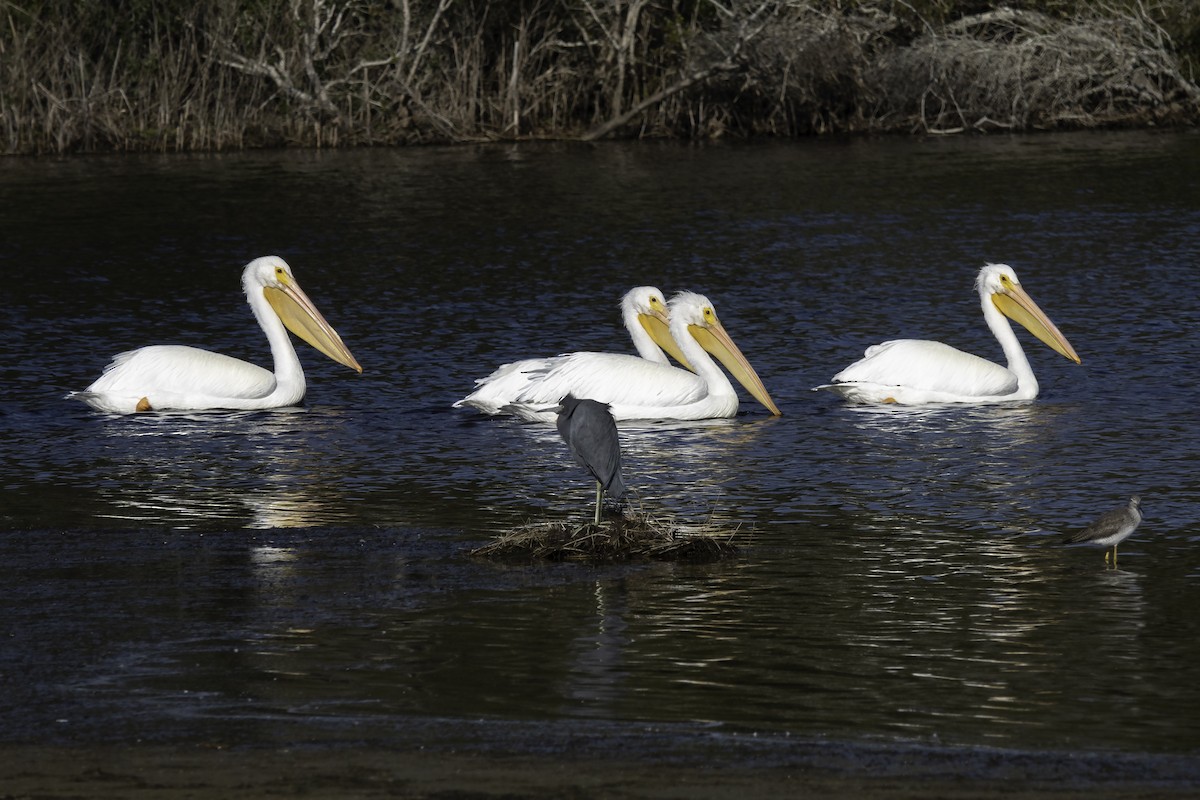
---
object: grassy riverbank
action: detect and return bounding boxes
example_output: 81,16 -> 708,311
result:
2,0 -> 1197,154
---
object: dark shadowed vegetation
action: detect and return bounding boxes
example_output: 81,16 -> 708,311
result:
1,0 -> 1197,154
472,508 -> 740,562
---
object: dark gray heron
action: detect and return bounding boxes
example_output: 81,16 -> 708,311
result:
1064,496 -> 1142,567
555,393 -> 625,524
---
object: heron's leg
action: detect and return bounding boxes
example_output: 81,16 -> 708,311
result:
594,481 -> 603,525
1112,544 -> 1119,568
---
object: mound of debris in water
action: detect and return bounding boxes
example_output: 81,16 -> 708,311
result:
472,510 -> 739,563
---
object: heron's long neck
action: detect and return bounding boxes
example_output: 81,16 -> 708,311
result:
981,292 -> 1037,395
247,287 -> 305,390
623,307 -> 667,364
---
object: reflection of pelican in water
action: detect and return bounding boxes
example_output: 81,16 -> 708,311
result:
487,292 -> 781,423
91,409 -> 355,528
243,491 -> 338,529
70,256 -> 361,414
817,264 -> 1080,405
454,286 -> 690,415
1064,496 -> 1143,567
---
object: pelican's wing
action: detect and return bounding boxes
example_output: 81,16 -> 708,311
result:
453,356 -> 563,413
74,345 -> 276,413
517,352 -> 705,405
457,352 -> 706,414
827,340 -> 1018,400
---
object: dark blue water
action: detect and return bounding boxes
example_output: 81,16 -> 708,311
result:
2,133 -> 1199,765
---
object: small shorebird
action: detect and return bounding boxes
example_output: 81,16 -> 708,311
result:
1064,496 -> 1142,567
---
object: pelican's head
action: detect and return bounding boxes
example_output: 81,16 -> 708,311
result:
977,263 -> 1080,365
621,285 -> 693,370
245,256 -> 363,373
669,291 -> 781,416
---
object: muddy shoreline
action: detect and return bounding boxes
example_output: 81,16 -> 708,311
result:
3,721 -> 1196,799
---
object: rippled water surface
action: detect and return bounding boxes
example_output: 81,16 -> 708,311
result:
2,132 -> 1200,762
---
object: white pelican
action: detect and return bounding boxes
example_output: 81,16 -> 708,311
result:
1064,496 -> 1143,567
816,263 -> 1080,405
480,291 -> 782,423
70,256 -> 362,414
454,286 -> 691,415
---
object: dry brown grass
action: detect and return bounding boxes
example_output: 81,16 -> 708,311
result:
875,6 -> 1200,132
471,507 -> 740,563
2,1 -> 1197,154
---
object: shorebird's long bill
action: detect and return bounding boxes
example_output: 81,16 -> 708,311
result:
265,284 -> 363,372
639,311 -> 693,371
993,285 -> 1080,364
689,321 -> 782,416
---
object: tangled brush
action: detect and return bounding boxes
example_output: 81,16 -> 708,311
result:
874,7 -> 1200,132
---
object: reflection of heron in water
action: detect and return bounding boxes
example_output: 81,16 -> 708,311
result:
556,394 -> 625,524
1064,496 -> 1143,567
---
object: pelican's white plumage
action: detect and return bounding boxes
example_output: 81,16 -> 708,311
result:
468,291 -> 781,423
70,256 -> 361,414
454,286 -> 691,415
621,287 -> 690,366
817,263 -> 1080,405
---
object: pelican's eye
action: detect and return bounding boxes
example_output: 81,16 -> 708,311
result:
703,308 -> 716,323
